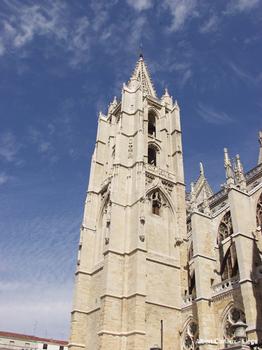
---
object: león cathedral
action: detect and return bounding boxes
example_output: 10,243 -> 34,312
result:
69,56 -> 262,350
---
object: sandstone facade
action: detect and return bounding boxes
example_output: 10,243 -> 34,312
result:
69,56 -> 262,350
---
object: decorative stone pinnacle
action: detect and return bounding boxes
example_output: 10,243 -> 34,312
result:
190,182 -> 195,195
235,154 -> 246,190
224,148 -> 235,184
164,87 -> 170,96
199,162 -> 204,176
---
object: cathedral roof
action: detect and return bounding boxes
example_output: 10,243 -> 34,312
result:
130,55 -> 157,98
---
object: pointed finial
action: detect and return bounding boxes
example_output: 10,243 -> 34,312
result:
190,182 -> 195,195
258,130 -> 262,164
139,43 -> 144,60
164,87 -> 170,96
199,162 -> 204,176
161,87 -> 173,106
235,154 -> 246,190
224,148 -> 235,185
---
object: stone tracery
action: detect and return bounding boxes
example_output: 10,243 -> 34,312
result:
223,306 -> 246,345
182,320 -> 199,350
218,211 -> 233,242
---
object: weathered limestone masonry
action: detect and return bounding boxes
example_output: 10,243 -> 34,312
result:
69,56 -> 262,350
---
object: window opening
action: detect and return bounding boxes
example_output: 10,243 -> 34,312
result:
148,112 -> 156,137
148,145 -> 157,166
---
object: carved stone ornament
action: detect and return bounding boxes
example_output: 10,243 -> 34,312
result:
139,234 -> 145,242
256,193 -> 262,228
128,138 -> 133,159
146,172 -> 155,187
162,179 -> 174,194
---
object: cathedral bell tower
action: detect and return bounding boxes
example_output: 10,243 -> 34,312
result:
69,55 -> 187,350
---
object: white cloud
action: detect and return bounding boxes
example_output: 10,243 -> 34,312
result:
228,61 -> 261,85
0,1 -> 91,67
197,103 -> 234,125
164,0 -> 198,32
200,15 -> 219,33
126,0 -> 153,11
226,0 -> 260,13
0,131 -> 20,162
68,17 -> 90,67
0,172 -> 9,185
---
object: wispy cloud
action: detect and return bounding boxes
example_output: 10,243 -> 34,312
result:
227,61 -> 262,85
200,15 -> 219,33
0,1 -> 91,67
0,172 -> 9,185
226,0 -> 260,13
0,131 -> 20,162
197,103 -> 234,125
126,0 -> 153,11
163,0 -> 198,32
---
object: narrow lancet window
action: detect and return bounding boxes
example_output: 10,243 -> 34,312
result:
148,112 -> 156,137
148,145 -> 157,166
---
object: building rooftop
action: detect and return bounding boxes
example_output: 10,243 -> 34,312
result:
0,331 -> 68,346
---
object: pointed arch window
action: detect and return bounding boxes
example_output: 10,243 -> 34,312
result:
182,320 -> 199,350
148,145 -> 157,166
218,211 -> 233,242
223,307 -> 246,345
148,111 -> 156,137
220,243 -> 239,281
256,192 -> 262,228
217,211 -> 239,281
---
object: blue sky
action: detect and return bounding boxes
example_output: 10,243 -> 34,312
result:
0,0 -> 261,340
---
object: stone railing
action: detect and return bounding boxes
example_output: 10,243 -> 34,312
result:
246,162 -> 262,184
209,187 -> 228,209
145,164 -> 175,181
182,294 -> 195,306
212,276 -> 239,296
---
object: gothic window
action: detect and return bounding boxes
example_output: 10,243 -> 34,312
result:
188,242 -> 193,261
148,111 -> 156,137
188,270 -> 196,296
182,320 -> 199,350
256,193 -> 262,228
223,307 -> 246,345
220,243 -> 239,281
152,191 -> 162,215
148,145 -> 157,166
218,211 -> 233,243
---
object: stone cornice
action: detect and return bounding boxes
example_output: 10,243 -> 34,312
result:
146,300 -> 181,311
193,253 -> 216,262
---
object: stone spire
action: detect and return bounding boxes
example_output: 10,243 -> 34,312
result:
258,130 -> 262,164
234,154 -> 246,190
130,55 -> 157,98
224,148 -> 235,185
